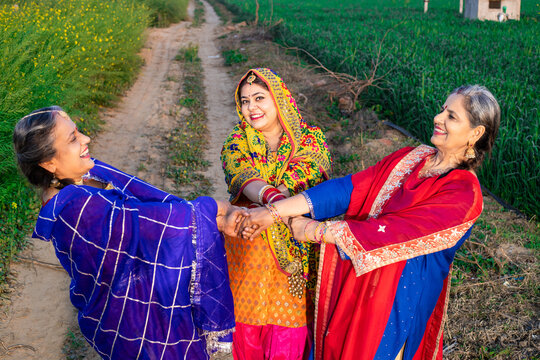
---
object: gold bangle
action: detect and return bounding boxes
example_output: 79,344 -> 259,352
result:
304,220 -> 318,243
314,222 -> 325,244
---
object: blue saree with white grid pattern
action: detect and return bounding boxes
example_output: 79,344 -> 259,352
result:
33,160 -> 234,359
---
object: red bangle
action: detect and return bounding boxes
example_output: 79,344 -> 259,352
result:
257,184 -> 273,204
268,192 -> 286,204
262,188 -> 280,204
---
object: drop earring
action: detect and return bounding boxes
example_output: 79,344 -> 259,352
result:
465,144 -> 476,159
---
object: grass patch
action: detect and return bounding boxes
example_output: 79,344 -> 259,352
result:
191,0 -> 205,27
0,0 -> 151,287
167,45 -> 212,199
222,49 -> 248,66
142,0 -> 189,27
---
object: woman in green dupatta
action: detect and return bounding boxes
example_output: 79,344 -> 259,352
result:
221,68 -> 331,359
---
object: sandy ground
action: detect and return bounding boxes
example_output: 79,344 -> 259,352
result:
0,1 -> 237,358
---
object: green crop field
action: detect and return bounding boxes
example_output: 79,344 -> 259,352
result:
219,0 -> 539,217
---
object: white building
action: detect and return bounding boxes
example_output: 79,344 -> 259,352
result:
464,0 -> 521,21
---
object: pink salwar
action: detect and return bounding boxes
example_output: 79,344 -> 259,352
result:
233,322 -> 311,360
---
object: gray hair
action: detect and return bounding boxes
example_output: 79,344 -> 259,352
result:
452,85 -> 500,170
13,106 -> 63,189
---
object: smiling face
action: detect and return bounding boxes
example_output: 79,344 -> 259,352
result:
239,83 -> 281,134
430,93 -> 485,161
40,112 -> 94,182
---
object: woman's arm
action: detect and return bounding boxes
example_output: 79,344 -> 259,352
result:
242,180 -> 288,204
240,175 -> 354,239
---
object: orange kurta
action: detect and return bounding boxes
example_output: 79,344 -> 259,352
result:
225,226 -> 309,328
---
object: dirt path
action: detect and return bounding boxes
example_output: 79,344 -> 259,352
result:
90,21 -> 190,192
198,0 -> 238,201
0,1 -> 237,358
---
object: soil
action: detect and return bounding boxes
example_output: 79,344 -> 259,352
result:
198,0 -> 238,201
0,1 -> 237,358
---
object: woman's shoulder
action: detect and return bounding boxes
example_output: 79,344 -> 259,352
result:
223,124 -> 247,146
299,122 -> 330,148
444,168 -> 482,190
373,146 -> 418,168
391,146 -> 417,158
225,123 -> 244,137
301,121 -> 324,135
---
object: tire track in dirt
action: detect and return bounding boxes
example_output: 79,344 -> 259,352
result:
91,21 -> 190,192
197,0 -> 238,201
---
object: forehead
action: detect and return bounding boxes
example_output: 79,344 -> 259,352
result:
240,83 -> 269,98
53,113 -> 76,138
445,93 -> 465,109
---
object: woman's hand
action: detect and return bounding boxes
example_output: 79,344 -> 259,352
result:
215,201 -> 249,237
286,216 -> 313,242
286,217 -> 337,245
240,206 -> 274,240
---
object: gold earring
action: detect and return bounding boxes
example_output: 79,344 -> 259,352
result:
465,145 -> 476,159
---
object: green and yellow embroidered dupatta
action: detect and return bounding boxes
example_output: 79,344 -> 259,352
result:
221,68 -> 332,293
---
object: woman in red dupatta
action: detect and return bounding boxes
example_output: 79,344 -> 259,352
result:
241,85 -> 500,359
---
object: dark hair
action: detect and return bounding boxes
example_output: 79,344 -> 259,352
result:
236,71 -> 269,101
453,85 -> 500,170
13,106 -> 64,190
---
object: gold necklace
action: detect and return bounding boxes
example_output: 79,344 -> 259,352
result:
418,156 -> 452,178
418,167 -> 450,178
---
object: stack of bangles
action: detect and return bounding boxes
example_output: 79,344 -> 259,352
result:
304,220 -> 328,244
258,184 -> 286,204
265,203 -> 283,223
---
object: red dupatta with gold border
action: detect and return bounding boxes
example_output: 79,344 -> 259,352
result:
313,145 -> 483,359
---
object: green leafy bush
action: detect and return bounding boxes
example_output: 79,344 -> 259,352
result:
141,0 -> 189,27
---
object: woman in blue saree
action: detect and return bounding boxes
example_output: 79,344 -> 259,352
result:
13,106 -> 244,359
